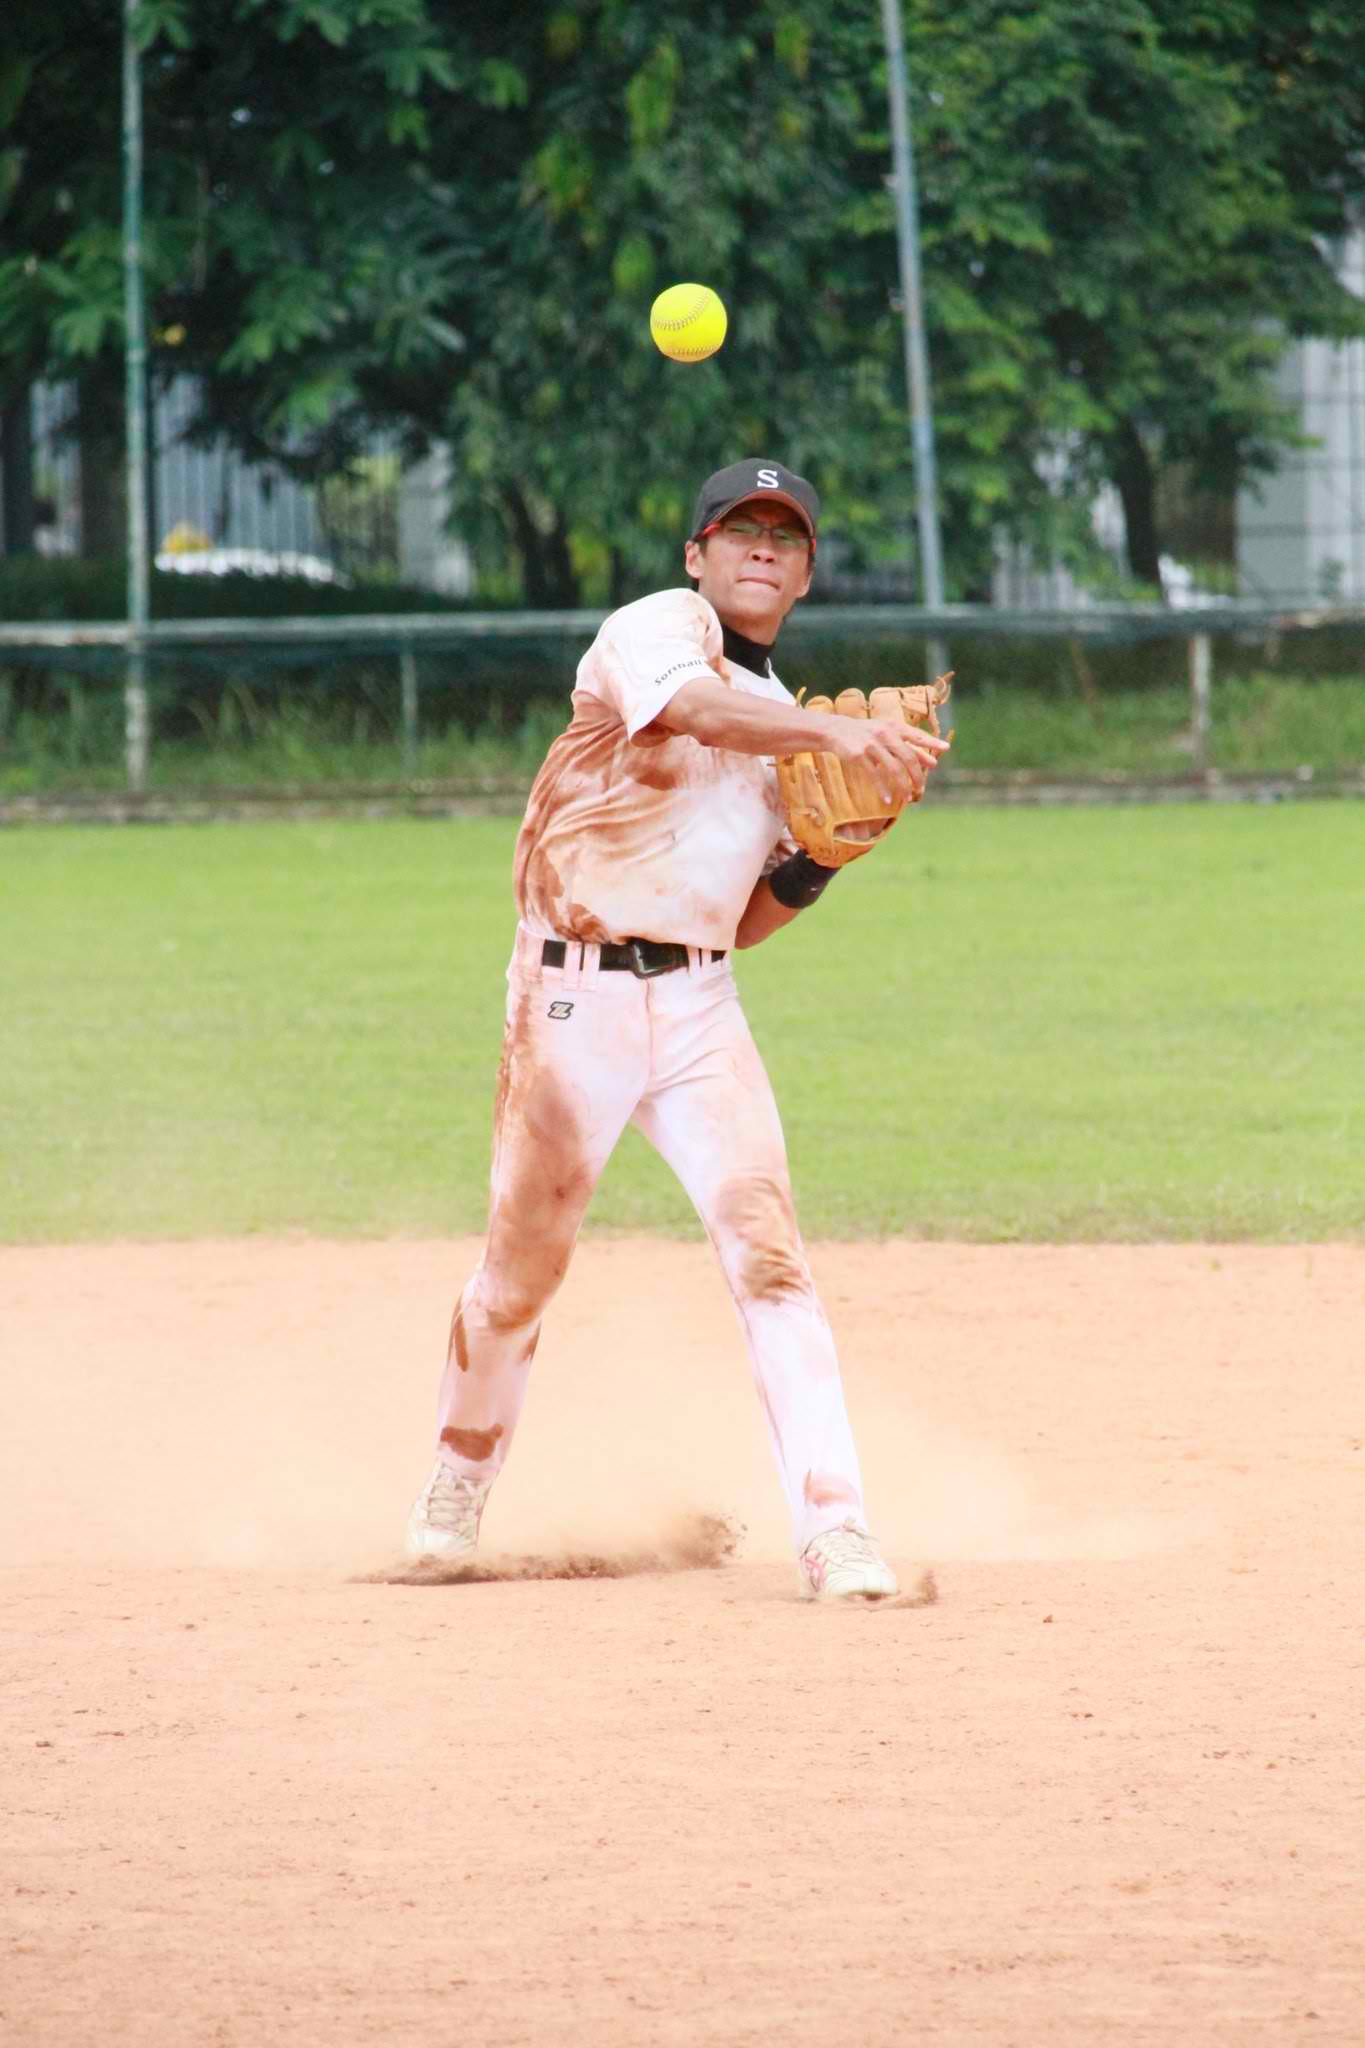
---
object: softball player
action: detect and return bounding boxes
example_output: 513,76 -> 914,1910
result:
406,459 -> 948,1599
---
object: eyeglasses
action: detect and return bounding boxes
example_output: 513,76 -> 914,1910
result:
711,515 -> 812,551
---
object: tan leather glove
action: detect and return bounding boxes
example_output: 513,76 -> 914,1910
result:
775,674 -> 953,868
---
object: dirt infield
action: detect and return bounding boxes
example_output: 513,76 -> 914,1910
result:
2,1238 -> 1361,2046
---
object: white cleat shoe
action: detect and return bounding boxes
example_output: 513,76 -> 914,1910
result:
799,1520 -> 899,1602
404,1461 -> 492,1564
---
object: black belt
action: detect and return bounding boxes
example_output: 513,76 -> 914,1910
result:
542,938 -> 726,979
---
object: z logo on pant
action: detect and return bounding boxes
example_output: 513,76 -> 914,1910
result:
547,1000 -> 574,1020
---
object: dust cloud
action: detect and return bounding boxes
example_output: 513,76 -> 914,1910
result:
355,1510 -> 741,1586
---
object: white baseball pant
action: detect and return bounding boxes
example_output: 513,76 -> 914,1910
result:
434,925 -> 870,1552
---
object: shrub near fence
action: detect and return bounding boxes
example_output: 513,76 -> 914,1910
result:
2,591 -> 1365,801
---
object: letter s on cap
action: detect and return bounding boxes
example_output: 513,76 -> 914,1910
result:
755,467 -> 780,488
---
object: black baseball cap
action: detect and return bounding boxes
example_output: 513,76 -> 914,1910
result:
690,459 -> 820,543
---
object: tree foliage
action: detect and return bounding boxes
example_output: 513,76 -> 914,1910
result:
908,0 -> 1365,583
2,0 -> 1364,599
0,0 -> 484,442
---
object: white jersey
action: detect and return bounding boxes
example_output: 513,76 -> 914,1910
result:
513,588 -> 796,951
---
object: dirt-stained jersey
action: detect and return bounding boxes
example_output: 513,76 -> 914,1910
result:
513,588 -> 797,950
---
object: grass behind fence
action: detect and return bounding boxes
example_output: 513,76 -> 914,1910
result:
3,806 -> 1361,1244
2,671 -> 1364,794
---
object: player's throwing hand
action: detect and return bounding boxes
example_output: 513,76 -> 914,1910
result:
819,711 -> 950,805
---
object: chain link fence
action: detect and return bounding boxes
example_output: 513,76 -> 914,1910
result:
2,605 -> 1364,808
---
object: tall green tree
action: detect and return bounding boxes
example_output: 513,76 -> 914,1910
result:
907,0 -> 1365,585
402,0 -> 1365,598
3,0 -> 1364,597
0,0 -> 478,546
404,2 -> 933,603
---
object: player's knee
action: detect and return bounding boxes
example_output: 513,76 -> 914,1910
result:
479,1281 -> 548,1332
474,1252 -> 570,1333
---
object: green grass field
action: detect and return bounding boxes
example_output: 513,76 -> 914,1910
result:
4,804 -> 1361,1243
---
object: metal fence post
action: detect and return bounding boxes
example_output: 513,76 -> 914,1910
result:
1189,632 -> 1212,778
123,658 -> 150,786
881,0 -> 948,687
399,641 -> 419,779
122,0 -> 150,793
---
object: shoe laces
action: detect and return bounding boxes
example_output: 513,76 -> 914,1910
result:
421,1464 -> 488,1539
808,1520 -> 879,1568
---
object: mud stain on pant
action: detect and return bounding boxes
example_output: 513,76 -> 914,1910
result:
714,1172 -> 812,1305
440,1423 -> 505,1463
491,986 -> 533,1158
484,1054 -> 595,1330
447,1305 -> 471,1373
804,1469 -> 861,1511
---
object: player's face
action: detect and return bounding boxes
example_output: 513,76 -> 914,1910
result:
684,499 -> 814,638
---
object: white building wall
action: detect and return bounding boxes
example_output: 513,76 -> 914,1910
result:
397,447 -> 473,597
12,380 -> 471,591
991,483 -> 1128,609
1237,233 -> 1365,604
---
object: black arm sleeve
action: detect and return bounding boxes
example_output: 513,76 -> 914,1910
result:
766,849 -> 840,911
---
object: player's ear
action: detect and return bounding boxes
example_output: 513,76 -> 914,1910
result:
683,536 -> 706,581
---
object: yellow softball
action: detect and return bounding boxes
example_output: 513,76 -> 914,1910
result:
649,282 -> 728,363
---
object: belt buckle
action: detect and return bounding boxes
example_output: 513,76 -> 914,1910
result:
626,938 -> 678,979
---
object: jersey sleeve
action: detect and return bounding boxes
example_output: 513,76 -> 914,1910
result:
584,590 -> 724,739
